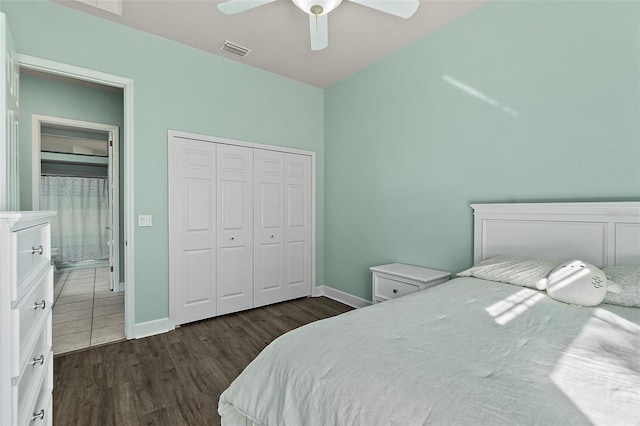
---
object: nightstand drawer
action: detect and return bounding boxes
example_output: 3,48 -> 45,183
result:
370,263 -> 450,304
375,276 -> 418,300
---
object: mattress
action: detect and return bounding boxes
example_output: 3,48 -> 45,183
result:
218,277 -> 640,425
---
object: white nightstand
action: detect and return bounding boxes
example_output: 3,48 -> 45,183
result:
370,263 -> 450,304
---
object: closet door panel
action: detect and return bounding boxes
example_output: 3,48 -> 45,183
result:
218,246 -> 246,303
284,154 -> 312,300
184,249 -> 213,303
217,145 -> 253,315
286,240 -> 305,284
170,140 -> 217,325
253,150 -> 285,307
220,181 -> 244,229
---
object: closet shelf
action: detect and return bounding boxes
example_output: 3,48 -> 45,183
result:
41,152 -> 108,166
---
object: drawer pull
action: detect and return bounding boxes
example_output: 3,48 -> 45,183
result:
31,245 -> 44,255
33,300 -> 46,310
31,355 -> 45,366
230,237 -> 235,240
270,235 -> 274,238
393,289 -> 399,294
30,409 -> 45,422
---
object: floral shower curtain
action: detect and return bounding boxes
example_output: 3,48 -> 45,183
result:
41,175 -> 109,263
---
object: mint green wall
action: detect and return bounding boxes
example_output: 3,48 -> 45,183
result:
324,1 -> 640,300
19,72 -> 125,282
2,1 -> 325,324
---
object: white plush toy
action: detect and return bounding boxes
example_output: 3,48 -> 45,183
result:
545,260 -> 607,306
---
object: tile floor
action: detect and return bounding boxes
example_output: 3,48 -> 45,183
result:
52,267 -> 125,355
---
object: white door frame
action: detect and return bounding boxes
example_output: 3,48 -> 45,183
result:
32,114 -> 121,292
18,54 -> 135,339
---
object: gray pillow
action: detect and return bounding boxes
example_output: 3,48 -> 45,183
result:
602,265 -> 640,308
457,255 -> 559,289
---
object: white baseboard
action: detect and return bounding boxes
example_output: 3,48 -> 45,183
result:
132,317 -> 174,339
314,285 -> 371,309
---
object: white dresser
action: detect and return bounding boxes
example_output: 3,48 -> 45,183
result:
0,211 -> 56,426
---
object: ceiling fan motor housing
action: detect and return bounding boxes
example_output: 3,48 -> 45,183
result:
292,0 -> 343,16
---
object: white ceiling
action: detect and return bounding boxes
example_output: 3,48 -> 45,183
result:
53,0 -> 488,88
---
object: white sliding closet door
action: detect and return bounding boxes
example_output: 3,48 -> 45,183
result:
217,144 -> 254,315
169,139 -> 217,325
285,154 -> 312,299
253,149 -> 285,307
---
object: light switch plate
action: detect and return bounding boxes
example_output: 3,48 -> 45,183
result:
138,215 -> 152,227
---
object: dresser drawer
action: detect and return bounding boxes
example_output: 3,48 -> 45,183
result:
1,212 -> 56,426
13,223 -> 50,301
28,390 -> 52,426
15,313 -> 51,381
12,267 -> 53,377
17,352 -> 53,426
14,327 -> 51,425
374,275 -> 419,300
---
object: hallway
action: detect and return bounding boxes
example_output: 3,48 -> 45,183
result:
52,267 -> 125,355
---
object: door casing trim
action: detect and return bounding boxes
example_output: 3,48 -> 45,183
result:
19,53 -> 135,339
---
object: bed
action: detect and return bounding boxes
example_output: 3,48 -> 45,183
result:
218,202 -> 640,425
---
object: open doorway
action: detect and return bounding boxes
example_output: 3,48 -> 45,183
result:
33,116 -> 120,288
33,115 -> 124,354
17,53 -> 135,345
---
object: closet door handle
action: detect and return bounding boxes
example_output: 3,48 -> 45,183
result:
31,246 -> 43,255
33,300 -> 46,310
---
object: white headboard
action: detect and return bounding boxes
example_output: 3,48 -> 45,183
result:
472,202 -> 640,268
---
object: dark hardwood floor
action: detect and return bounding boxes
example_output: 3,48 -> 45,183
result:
53,296 -> 352,425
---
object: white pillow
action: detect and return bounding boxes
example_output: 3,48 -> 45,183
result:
457,255 -> 559,289
546,260 -> 607,306
602,265 -> 640,308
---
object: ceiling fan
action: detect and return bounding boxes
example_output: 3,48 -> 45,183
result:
217,0 -> 420,51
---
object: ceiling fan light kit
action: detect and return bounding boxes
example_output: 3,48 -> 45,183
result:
218,0 -> 420,51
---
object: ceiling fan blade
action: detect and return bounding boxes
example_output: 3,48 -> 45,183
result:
218,0 -> 277,15
309,14 -> 328,51
347,0 -> 419,18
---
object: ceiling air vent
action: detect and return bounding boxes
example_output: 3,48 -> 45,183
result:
220,40 -> 252,58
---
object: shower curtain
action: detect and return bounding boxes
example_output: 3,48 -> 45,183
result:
41,175 -> 109,263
